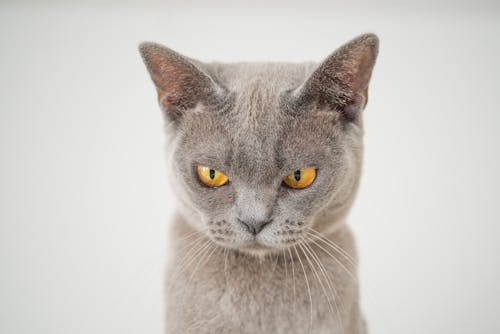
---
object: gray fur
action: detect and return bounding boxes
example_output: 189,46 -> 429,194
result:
139,33 -> 379,333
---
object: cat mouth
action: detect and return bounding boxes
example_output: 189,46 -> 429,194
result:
208,225 -> 304,253
210,234 -> 276,252
217,236 -> 300,255
239,239 -> 302,256
238,241 -> 281,255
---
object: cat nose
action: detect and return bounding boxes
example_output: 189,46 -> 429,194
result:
238,218 -> 271,235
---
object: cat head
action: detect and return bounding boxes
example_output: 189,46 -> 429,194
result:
139,34 -> 378,255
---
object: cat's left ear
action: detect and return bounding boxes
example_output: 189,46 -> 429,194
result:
295,33 -> 379,121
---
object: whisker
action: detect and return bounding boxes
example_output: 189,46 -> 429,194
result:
173,237 -> 211,273
307,228 -> 358,267
175,228 -> 206,245
287,247 -> 297,316
308,229 -> 395,333
298,241 -> 339,330
188,243 -> 218,283
283,249 -> 288,281
282,249 -> 288,319
166,238 -> 212,292
301,238 -> 345,334
177,229 -> 209,253
182,243 -> 221,326
305,232 -> 357,282
270,251 -> 280,277
223,247 -> 229,282
174,241 -> 214,312
293,244 -> 313,334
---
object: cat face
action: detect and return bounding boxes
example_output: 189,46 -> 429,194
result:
140,34 -> 378,255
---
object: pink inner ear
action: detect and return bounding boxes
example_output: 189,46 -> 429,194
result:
301,34 -> 378,113
154,65 -> 197,111
140,43 -> 214,114
337,48 -> 375,118
152,59 -> 208,112
345,50 -> 376,94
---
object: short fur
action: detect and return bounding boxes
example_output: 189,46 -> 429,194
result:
139,34 -> 379,334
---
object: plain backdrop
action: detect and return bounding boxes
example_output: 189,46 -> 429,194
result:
1,1 -> 499,333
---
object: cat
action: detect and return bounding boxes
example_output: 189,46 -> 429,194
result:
139,33 -> 378,334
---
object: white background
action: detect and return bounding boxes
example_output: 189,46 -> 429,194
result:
1,1 -> 499,333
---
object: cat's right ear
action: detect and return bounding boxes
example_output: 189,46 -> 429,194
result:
139,42 -> 221,120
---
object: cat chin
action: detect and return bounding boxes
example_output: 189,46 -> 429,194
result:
233,245 -> 284,258
214,239 -> 294,258
240,247 -> 278,258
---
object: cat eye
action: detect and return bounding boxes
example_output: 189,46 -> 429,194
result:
197,165 -> 229,187
283,167 -> 317,189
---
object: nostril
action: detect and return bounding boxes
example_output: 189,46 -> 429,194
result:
238,219 -> 271,235
254,221 -> 270,234
240,221 -> 256,234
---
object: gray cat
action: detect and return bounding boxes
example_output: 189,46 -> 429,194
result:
139,33 -> 378,334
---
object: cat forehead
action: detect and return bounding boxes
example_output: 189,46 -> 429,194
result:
203,62 -> 317,129
178,62 -> 343,169
181,98 -> 339,168
206,62 -> 316,93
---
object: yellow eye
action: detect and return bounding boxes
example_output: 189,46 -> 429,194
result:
197,165 -> 229,187
283,167 -> 317,189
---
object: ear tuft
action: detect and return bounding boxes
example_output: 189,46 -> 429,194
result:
138,42 -> 217,119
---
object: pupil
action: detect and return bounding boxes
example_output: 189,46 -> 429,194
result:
294,170 -> 301,181
209,169 -> 215,179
